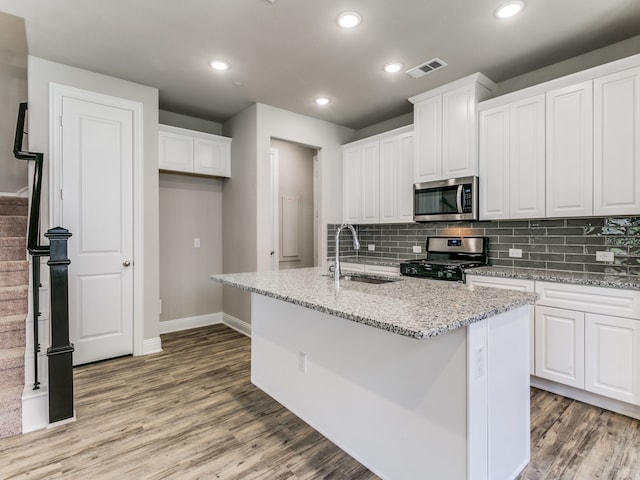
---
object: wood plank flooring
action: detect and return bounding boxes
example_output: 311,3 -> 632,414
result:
1,324 -> 639,479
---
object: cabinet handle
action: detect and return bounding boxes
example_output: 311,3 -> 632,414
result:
123,260 -> 131,267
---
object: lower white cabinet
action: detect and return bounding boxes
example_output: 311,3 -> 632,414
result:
159,124 -> 231,177
468,274 -> 640,408
340,263 -> 400,277
535,305 -> 585,389
585,313 -> 640,404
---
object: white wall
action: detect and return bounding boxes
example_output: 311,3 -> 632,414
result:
159,110 -> 222,135
0,12 -> 28,194
27,56 -> 160,342
255,103 -> 354,273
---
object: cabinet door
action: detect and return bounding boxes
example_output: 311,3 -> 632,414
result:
343,146 -> 363,223
159,130 -> 194,173
194,137 -> 229,177
585,313 -> 640,405
443,84 -> 476,178
413,96 -> 442,183
396,132 -> 415,222
546,81 -> 593,217
510,95 -> 545,218
478,105 -> 509,220
379,136 -> 397,223
593,66 -> 640,216
361,142 -> 380,224
535,306 -> 585,388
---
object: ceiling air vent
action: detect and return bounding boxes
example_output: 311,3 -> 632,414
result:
405,58 -> 448,79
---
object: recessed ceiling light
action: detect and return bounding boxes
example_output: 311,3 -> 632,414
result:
336,12 -> 362,28
315,97 -> 330,105
495,1 -> 525,19
209,60 -> 230,71
383,63 -> 404,73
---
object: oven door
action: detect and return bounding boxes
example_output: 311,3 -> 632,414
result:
413,176 -> 478,222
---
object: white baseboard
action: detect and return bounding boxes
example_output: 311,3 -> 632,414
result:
531,376 -> 640,420
158,312 -> 251,337
142,337 -> 163,355
222,313 -> 251,337
159,313 -> 223,334
22,388 -> 49,433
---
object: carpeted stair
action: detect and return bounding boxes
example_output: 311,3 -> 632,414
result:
0,196 -> 28,438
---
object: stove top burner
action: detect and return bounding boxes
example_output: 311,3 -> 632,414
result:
400,236 -> 488,282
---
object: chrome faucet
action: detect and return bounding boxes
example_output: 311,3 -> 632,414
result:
334,223 -> 360,284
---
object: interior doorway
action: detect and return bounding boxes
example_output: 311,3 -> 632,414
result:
270,139 -> 318,271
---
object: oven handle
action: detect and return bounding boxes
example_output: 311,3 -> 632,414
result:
456,185 -> 463,213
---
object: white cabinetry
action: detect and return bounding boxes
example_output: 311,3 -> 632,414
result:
593,66 -> 640,216
535,305 -> 585,388
342,126 -> 413,224
341,263 -> 400,277
466,274 -> 536,374
159,124 -> 231,177
535,281 -> 640,405
479,95 -> 545,220
410,73 -> 496,183
546,81 -> 593,217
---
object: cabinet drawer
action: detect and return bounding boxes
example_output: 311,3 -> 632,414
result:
535,281 -> 640,318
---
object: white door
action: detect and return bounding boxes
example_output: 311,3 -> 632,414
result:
61,96 -> 134,365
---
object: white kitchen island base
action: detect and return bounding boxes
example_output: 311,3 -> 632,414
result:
251,293 -> 530,480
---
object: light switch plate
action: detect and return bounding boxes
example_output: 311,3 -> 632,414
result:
412,245 -> 422,253
368,244 -> 375,251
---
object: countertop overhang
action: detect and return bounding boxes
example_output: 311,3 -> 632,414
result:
211,267 -> 536,340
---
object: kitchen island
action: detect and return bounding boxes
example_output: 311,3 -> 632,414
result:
211,267 -> 537,480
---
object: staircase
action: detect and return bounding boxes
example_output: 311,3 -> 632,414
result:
0,196 -> 28,439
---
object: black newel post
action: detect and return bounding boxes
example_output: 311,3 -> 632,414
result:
45,227 -> 75,423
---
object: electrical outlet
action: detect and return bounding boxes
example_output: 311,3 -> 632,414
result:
509,248 -> 523,258
368,244 -> 375,251
596,251 -> 614,262
298,351 -> 307,374
194,237 -> 200,248
412,245 -> 422,253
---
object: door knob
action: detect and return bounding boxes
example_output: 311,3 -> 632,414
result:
123,260 -> 131,267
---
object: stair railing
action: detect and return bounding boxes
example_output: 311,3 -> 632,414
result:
13,102 -> 75,424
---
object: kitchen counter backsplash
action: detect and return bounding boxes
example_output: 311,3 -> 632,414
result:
328,217 -> 640,277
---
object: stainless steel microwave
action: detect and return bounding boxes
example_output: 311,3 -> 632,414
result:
414,176 -> 479,222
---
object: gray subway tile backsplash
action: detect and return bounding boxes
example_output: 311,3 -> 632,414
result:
327,216 -> 640,276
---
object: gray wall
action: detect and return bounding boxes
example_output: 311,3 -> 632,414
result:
328,218 -> 640,277
28,56 -> 160,343
0,12 -> 28,194
158,111 -> 225,323
159,173 -> 223,322
271,139 -> 315,270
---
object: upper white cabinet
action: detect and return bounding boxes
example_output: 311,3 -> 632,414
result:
159,124 -> 231,178
546,81 -> 593,217
479,95 -> 545,220
343,126 -> 414,224
410,73 -> 496,183
478,53 -> 640,220
593,66 -> 640,216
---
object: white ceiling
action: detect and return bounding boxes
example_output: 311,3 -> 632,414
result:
2,0 -> 640,129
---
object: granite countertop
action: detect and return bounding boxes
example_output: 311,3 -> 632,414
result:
467,265 -> 640,291
210,267 -> 536,340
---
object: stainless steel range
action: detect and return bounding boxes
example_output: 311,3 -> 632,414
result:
399,237 -> 488,282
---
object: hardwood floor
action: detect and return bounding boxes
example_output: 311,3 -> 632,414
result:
1,324 -> 639,479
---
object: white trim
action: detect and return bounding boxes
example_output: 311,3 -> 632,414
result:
222,313 -> 252,337
49,83 -> 145,359
531,376 -> 640,420
142,337 -> 162,355
159,313 -> 222,334
22,388 -> 49,433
